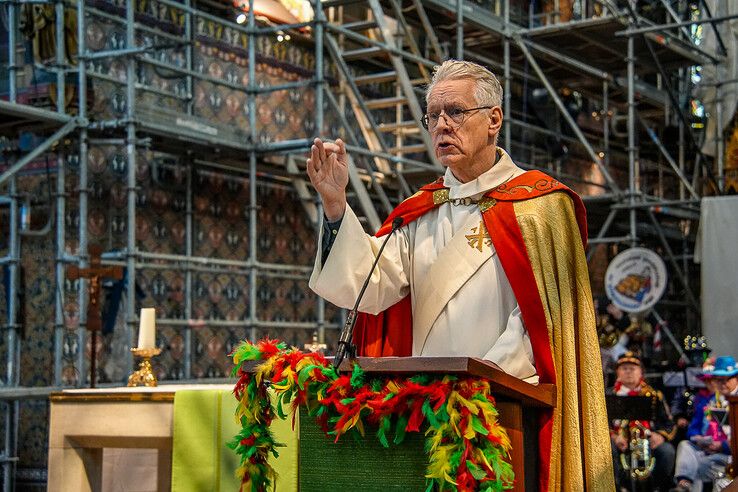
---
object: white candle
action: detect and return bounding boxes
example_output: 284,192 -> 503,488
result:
137,308 -> 156,349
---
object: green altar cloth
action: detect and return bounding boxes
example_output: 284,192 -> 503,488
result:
171,389 -> 298,491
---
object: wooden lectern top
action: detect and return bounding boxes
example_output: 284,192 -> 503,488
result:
242,356 -> 555,408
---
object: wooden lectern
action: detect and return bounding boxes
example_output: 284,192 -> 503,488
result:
245,356 -> 555,492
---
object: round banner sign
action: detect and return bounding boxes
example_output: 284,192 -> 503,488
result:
605,247 -> 668,313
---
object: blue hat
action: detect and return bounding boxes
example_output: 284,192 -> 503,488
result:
704,356 -> 738,377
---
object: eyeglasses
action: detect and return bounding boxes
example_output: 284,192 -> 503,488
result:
421,105 -> 493,130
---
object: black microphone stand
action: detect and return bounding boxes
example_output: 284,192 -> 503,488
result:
333,217 -> 404,371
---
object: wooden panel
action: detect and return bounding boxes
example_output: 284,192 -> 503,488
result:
497,401 -> 525,492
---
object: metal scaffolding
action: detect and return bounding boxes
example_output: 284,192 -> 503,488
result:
0,0 -> 730,486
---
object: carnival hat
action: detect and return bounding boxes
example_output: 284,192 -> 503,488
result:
704,356 -> 738,378
616,351 -> 642,368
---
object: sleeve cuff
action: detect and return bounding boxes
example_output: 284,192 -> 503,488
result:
321,214 -> 344,264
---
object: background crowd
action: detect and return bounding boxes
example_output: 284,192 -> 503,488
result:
596,298 -> 737,492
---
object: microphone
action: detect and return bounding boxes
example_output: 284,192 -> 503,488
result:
332,217 -> 404,371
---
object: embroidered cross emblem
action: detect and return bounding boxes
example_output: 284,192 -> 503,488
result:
465,221 -> 492,252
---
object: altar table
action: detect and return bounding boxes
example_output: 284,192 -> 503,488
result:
47,384 -> 241,491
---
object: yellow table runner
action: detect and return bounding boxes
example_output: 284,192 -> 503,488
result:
171,389 -> 298,491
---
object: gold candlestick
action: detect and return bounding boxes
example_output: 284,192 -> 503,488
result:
127,347 -> 162,387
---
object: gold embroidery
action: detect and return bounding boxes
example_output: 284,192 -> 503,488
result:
465,221 -> 492,252
494,178 -> 559,196
432,189 -> 449,205
478,197 -> 497,213
500,184 -> 534,194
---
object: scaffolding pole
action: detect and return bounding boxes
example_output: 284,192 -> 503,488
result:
54,0 -> 65,113
6,0 -> 16,103
76,0 -> 90,385
247,0 -> 258,342
456,0 -> 464,59
53,155 -> 65,387
715,77 -> 725,191
627,17 -> 638,247
646,209 -> 700,313
125,0 -> 137,376
2,177 -> 19,492
184,158 -> 193,379
314,0 -> 326,344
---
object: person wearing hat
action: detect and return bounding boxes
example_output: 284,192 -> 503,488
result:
683,358 -> 719,440
671,355 -> 738,492
608,352 -> 676,491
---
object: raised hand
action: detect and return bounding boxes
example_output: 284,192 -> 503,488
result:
306,137 -> 349,221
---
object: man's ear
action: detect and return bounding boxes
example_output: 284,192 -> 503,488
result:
488,106 -> 503,139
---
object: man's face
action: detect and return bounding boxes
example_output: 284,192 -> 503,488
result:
616,363 -> 642,388
714,375 -> 738,396
426,79 -> 501,180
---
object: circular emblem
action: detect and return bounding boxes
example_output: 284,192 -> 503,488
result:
605,247 -> 667,313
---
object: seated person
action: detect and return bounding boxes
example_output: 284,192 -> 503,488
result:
672,356 -> 738,492
608,352 -> 676,491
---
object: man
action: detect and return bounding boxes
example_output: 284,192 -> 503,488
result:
307,60 -> 613,491
672,356 -> 738,491
608,352 -> 676,491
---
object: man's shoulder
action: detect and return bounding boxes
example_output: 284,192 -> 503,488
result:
395,177 -> 445,207
375,181 -> 441,236
505,185 -> 587,246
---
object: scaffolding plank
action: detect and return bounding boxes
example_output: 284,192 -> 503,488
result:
525,17 -> 703,74
364,96 -> 408,109
353,71 -> 397,85
0,100 -> 74,136
342,46 -> 388,61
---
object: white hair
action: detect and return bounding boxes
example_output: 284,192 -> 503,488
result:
425,60 -> 503,108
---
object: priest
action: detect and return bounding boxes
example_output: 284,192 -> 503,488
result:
306,59 -> 613,491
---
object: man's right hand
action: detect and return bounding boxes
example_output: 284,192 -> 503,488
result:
307,137 -> 349,221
